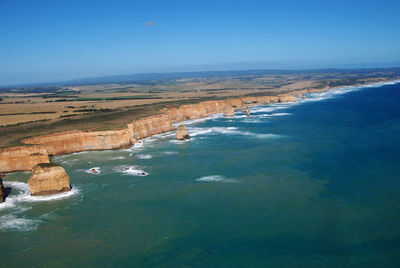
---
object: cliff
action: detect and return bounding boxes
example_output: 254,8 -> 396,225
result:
278,94 -> 298,102
0,145 -> 50,173
128,114 -> 174,140
22,129 -> 133,156
176,124 -> 190,140
1,93 -> 300,174
28,163 -> 71,196
223,105 -> 235,117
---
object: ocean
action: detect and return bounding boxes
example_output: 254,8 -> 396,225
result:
1,81 -> 400,267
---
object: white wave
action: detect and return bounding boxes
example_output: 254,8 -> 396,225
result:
0,181 -> 79,232
196,175 -> 235,183
186,126 -> 280,139
86,167 -> 101,174
60,158 -> 80,165
1,181 -> 79,204
164,151 -> 178,155
233,114 -> 248,118
0,181 -> 31,211
114,165 -> 149,176
172,114 -> 222,127
250,102 -> 296,113
137,154 -> 152,159
301,80 -> 400,103
110,156 -> 126,160
21,187 -> 79,202
241,119 -> 262,123
169,136 -> 194,144
256,113 -> 291,118
0,214 -> 41,232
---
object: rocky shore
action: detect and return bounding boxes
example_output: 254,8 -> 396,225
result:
0,93 -> 298,173
0,83 -> 380,196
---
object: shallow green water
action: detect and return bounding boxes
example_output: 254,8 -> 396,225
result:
1,81 -> 400,267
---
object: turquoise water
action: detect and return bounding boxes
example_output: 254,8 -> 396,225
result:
1,81 -> 400,267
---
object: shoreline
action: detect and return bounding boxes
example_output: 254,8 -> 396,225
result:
1,79 -> 399,175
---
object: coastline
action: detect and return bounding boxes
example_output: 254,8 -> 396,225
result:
0,79 -> 399,175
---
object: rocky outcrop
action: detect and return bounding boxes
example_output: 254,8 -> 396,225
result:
28,163 -> 70,196
128,114 -> 174,140
176,124 -> 190,140
22,129 -> 133,156
0,173 -> 5,203
0,146 -> 50,173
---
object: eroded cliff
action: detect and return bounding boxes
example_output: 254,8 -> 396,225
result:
2,93 -> 299,173
128,114 -> 174,140
22,129 -> 133,156
0,145 -> 50,173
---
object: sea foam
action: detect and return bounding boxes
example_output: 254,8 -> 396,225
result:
187,126 -> 281,139
114,165 -> 149,176
137,154 -> 152,159
0,181 -> 79,232
196,175 -> 235,183
86,167 -> 101,174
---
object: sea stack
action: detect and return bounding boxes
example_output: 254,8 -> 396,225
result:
246,110 -> 251,117
176,124 -> 190,140
223,106 -> 235,117
28,163 -> 71,196
0,173 -> 5,203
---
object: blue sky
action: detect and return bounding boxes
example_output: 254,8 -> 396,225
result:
0,0 -> 399,85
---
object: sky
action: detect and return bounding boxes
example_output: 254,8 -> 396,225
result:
0,0 -> 399,86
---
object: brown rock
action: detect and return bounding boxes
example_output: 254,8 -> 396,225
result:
223,106 -> 235,117
0,146 -> 50,173
128,114 -> 174,140
28,163 -> 70,196
278,94 -> 297,103
246,110 -> 251,117
0,178 -> 4,203
23,129 -> 133,156
176,124 -> 190,140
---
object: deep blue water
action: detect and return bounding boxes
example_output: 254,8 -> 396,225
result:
1,81 -> 400,267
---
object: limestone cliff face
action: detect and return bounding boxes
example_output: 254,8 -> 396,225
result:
28,163 -> 70,196
176,124 -> 190,140
0,146 -> 50,173
164,99 -> 244,122
22,129 -> 133,156
1,92 -> 304,174
278,94 -> 297,103
128,114 -> 174,140
223,105 -> 235,117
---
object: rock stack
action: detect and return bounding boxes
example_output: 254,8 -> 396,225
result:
0,173 -> 5,203
28,163 -> 71,196
176,124 -> 190,140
